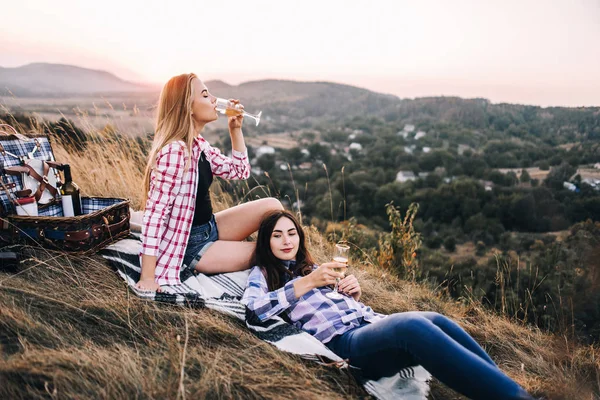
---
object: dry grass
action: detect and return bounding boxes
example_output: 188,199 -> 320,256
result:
0,127 -> 598,399
1,94 -> 157,136
0,249 -> 361,399
51,133 -> 149,210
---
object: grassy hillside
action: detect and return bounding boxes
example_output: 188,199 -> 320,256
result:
0,131 -> 598,399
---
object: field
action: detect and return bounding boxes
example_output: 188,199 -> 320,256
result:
0,122 -> 598,399
495,166 -> 600,183
1,94 -> 157,137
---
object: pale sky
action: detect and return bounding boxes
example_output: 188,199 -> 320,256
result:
1,0 -> 599,106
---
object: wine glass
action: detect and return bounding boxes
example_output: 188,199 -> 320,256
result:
215,98 -> 262,126
326,242 -> 349,299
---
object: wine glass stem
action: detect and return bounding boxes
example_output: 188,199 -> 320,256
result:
333,278 -> 340,293
243,111 -> 259,122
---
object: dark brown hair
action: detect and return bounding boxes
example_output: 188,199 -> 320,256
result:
252,210 -> 314,291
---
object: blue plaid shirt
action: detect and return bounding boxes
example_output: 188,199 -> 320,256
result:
241,262 -> 386,343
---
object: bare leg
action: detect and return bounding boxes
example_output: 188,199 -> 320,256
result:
214,197 -> 283,241
195,241 -> 255,274
195,198 -> 282,274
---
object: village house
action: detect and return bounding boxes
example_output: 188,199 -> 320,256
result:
396,171 -> 416,183
349,142 -> 363,151
582,178 -> 600,190
349,129 -> 364,140
414,131 -> 427,140
397,124 -> 415,138
480,180 -> 494,191
255,145 -> 275,158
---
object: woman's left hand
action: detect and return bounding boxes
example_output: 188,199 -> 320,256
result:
228,99 -> 244,132
337,274 -> 362,301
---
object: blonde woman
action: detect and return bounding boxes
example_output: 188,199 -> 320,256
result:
137,73 -> 282,292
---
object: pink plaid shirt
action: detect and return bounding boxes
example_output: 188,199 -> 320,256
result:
140,135 -> 250,285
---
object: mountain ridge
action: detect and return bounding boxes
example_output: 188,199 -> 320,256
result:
0,63 -> 158,96
3,63 -> 598,115
0,63 -> 400,101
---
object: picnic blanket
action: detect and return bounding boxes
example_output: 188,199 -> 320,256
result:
99,233 -> 431,399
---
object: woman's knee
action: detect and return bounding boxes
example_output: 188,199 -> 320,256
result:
420,311 -> 444,321
260,197 -> 284,213
421,311 -> 453,327
389,313 -> 434,338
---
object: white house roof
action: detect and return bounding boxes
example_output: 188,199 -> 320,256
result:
397,171 -> 416,178
256,145 -> 275,157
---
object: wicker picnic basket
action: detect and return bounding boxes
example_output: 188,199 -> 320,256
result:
0,125 -> 130,254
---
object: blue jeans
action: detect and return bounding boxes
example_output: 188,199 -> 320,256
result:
326,311 -> 533,400
182,214 -> 219,270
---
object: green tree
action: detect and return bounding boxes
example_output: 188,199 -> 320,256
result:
256,154 -> 276,172
443,237 -> 456,252
544,162 -> 577,190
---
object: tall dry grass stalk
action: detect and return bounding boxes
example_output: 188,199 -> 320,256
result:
53,135 -> 148,209
0,117 -> 598,399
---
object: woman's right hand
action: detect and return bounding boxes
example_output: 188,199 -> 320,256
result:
308,262 -> 346,289
135,278 -> 162,293
228,99 -> 244,131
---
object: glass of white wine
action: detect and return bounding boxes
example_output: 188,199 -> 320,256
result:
215,98 -> 262,126
326,242 -> 350,300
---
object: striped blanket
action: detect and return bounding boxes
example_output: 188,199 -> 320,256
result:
99,234 -> 431,399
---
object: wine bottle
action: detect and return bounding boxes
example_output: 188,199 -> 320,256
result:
60,165 -> 82,216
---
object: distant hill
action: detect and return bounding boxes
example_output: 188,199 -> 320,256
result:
0,63 -> 158,96
208,79 -> 400,120
5,63 -> 597,133
0,63 -> 398,119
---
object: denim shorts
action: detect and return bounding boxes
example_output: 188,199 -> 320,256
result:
182,214 -> 219,269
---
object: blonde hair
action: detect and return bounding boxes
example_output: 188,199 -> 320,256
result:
143,73 -> 198,203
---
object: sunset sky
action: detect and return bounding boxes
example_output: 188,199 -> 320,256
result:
1,0 -> 599,107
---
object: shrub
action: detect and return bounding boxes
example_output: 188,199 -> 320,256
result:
376,202 -> 422,280
443,236 -> 456,252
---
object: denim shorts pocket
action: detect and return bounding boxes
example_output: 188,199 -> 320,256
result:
182,215 -> 219,269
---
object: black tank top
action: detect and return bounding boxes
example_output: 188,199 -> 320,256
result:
192,152 -> 214,226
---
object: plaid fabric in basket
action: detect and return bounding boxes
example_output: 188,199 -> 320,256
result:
0,135 -> 57,214
82,197 -> 125,214
36,204 -> 64,217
